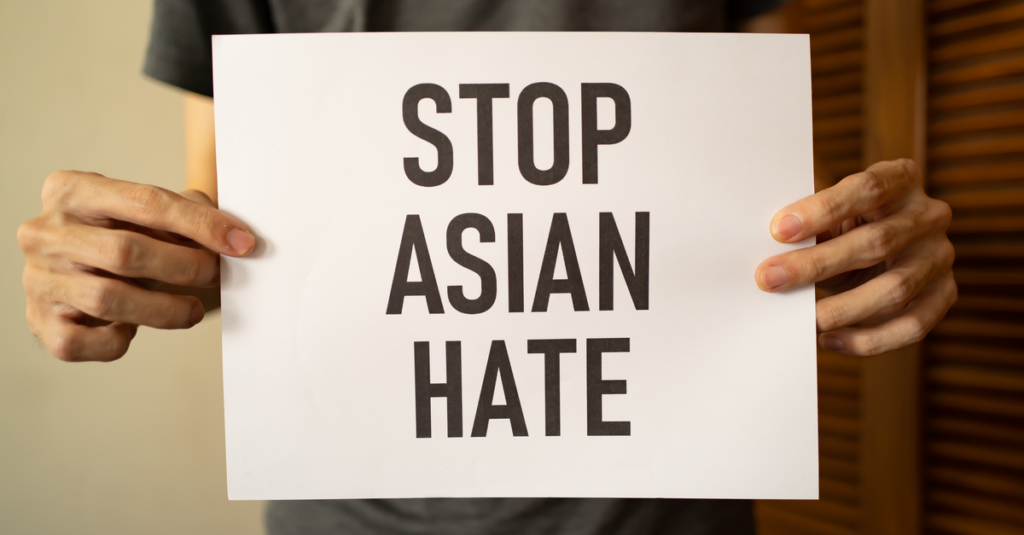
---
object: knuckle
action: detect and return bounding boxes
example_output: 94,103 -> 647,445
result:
865,224 -> 897,260
847,334 -> 882,357
816,193 -> 843,227
940,239 -> 956,268
945,272 -> 959,306
124,184 -> 171,217
896,158 -> 922,184
904,317 -> 928,345
41,170 -> 76,204
101,234 -> 139,270
163,298 -> 195,328
16,218 -> 44,254
858,169 -> 887,200
21,265 -> 37,294
809,250 -> 832,281
25,299 -> 41,333
175,254 -> 204,286
887,274 -> 916,308
99,335 -> 130,363
48,331 -> 81,362
932,200 -> 953,232
183,206 -> 215,237
816,299 -> 845,331
80,279 -> 119,317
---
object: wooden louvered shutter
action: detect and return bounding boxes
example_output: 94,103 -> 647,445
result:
758,0 -> 870,532
922,0 -> 1024,532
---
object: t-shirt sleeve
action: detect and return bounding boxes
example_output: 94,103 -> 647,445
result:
728,0 -> 790,23
143,0 -> 275,97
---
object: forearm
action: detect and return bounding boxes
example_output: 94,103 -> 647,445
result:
184,92 -> 218,203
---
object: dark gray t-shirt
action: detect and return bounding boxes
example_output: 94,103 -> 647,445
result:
144,1 -> 784,533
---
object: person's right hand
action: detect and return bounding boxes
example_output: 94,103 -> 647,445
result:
17,171 -> 256,362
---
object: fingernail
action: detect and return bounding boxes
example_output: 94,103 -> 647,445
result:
227,229 -> 255,255
762,265 -> 789,290
189,304 -> 204,327
821,336 -> 844,351
773,214 -> 802,241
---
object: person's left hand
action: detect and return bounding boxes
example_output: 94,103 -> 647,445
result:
755,159 -> 957,357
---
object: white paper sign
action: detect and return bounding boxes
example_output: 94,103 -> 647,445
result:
214,32 -> 818,501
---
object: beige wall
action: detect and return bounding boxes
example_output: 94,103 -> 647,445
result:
0,2 -> 263,533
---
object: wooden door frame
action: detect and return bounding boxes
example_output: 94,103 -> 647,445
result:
860,0 -> 927,534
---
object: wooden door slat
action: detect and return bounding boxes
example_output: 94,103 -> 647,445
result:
925,513 -> 1024,535
929,489 -> 1024,526
928,466 -> 1024,500
815,115 -> 862,137
820,373 -> 860,396
930,80 -> 1024,111
931,318 -> 1024,339
929,0 -> 1002,15
930,107 -> 1024,136
950,268 -> 1024,285
811,27 -> 863,54
938,188 -> 1024,209
952,241 -> 1024,259
949,214 -> 1024,233
806,4 -> 864,33
930,441 -> 1024,471
813,94 -> 862,116
821,457 -> 859,482
821,435 -> 859,460
813,49 -> 864,76
929,365 -> 1024,391
819,350 -> 862,376
930,2 -> 1024,39
929,416 -> 1024,445
804,0 -> 861,13
931,53 -> 1024,86
820,477 -> 859,505
930,160 -> 1024,185
931,29 -> 1024,63
812,70 -> 863,96
929,392 -> 1024,418
816,137 -> 862,158
929,132 -> 1024,159
927,342 -> 1024,367
822,157 -> 863,178
951,294 -> 1024,312
820,414 -> 860,439
820,394 -> 861,418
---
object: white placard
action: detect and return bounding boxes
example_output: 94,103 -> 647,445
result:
214,32 -> 818,501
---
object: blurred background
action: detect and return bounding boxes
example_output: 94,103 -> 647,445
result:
1,0 -> 1021,534
0,1 -> 262,534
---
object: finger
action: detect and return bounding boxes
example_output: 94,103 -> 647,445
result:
769,159 -> 921,243
179,189 -> 216,207
38,314 -> 135,362
756,202 -> 947,292
53,225 -> 219,287
50,272 -> 204,329
819,271 -> 957,356
815,237 -> 955,331
51,173 -> 255,257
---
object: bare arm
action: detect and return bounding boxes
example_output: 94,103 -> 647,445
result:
184,93 -> 218,203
